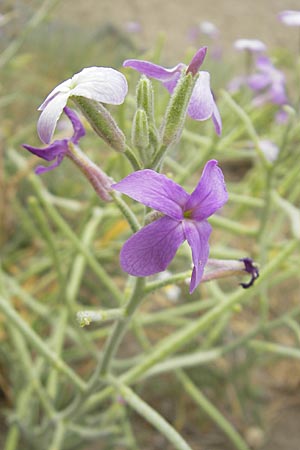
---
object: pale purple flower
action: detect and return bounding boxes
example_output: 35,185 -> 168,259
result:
23,107 -> 85,174
234,39 -> 267,53
113,160 -> 228,293
199,21 -> 219,39
124,21 -> 142,33
259,139 -> 279,162
37,67 -> 128,144
248,56 -> 288,106
123,47 -> 222,135
279,10 -> 300,26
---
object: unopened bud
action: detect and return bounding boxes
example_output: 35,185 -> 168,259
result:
132,108 -> 150,151
161,71 -> 196,146
73,96 -> 126,152
136,75 -> 155,122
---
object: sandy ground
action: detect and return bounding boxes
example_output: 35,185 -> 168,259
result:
56,0 -> 300,60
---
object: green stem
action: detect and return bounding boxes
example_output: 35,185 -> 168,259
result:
176,370 -> 250,450
98,277 -> 146,376
221,90 -> 270,169
124,145 -> 143,170
83,241 -> 298,413
111,191 -> 141,233
48,422 -> 65,450
109,376 -> 193,450
29,174 -> 124,304
0,295 -> 87,392
121,239 -> 299,385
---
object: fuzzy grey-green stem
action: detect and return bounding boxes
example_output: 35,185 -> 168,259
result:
177,370 -> 251,450
98,277 -> 146,376
109,376 -> 193,450
0,295 -> 87,392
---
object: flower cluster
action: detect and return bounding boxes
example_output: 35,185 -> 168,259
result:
23,47 -> 259,293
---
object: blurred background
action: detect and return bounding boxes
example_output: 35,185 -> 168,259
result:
1,1 -> 300,450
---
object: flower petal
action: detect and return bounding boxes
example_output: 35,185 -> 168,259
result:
279,10 -> 300,26
234,39 -> 267,52
212,102 -> 222,136
71,67 -> 128,105
187,47 -> 207,75
184,219 -> 211,293
123,59 -> 184,82
247,73 -> 270,91
120,216 -> 185,276
113,170 -> 189,220
37,92 -> 70,144
35,153 -> 65,175
185,160 -> 228,220
63,107 -> 85,144
187,71 -> 214,120
38,78 -> 73,111
23,140 -> 69,161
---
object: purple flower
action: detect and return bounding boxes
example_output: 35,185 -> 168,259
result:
23,107 -> 84,174
113,160 -> 228,293
248,56 -> 288,106
279,10 -> 300,26
234,39 -> 267,53
37,67 -> 128,144
123,48 -> 222,135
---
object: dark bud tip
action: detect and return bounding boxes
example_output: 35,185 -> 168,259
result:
239,257 -> 259,289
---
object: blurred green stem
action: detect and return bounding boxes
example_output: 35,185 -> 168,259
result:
176,370 -> 251,450
109,376 -> 193,450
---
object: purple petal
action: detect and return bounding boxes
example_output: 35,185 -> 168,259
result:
187,47 -> 207,75
188,72 -> 214,120
120,216 -> 185,276
162,71 -> 182,94
184,220 -> 211,293
71,67 -> 128,105
23,140 -> 69,161
269,83 -> 288,105
212,102 -> 222,136
113,170 -> 189,220
37,92 -> 70,144
255,55 -> 272,71
123,59 -> 184,81
63,107 -> 85,144
35,153 -> 65,175
247,73 -> 270,91
185,160 -> 228,220
279,10 -> 300,26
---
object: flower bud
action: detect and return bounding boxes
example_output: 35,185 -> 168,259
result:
160,71 -> 196,146
136,75 -> 155,122
73,96 -> 126,152
131,108 -> 150,164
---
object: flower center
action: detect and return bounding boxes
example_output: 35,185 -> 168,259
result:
183,209 -> 193,219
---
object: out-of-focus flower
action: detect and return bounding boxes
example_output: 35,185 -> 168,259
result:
278,10 -> 300,26
124,21 -> 142,33
248,56 -> 288,106
123,47 -> 222,135
37,67 -> 128,144
113,160 -> 228,293
23,107 -> 85,174
259,139 -> 279,162
234,39 -> 267,53
228,55 -> 288,108
199,21 -> 220,38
